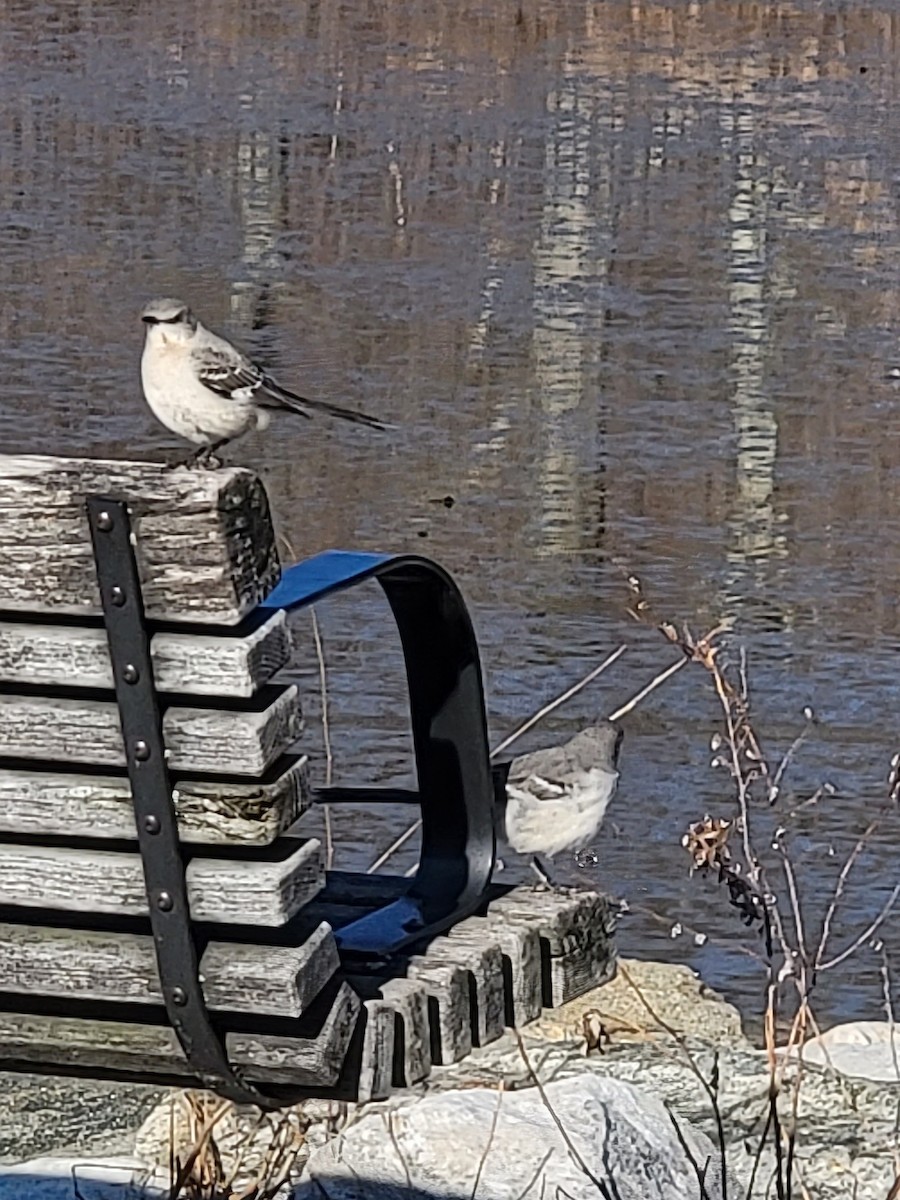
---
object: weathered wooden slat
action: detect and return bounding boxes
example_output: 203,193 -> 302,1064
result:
476,913 -> 543,1028
354,1000 -> 394,1103
442,925 -> 506,1047
488,889 -> 617,1007
0,456 -> 280,624
352,977 -> 432,1102
0,982 -> 361,1086
0,610 -> 291,697
0,837 -> 324,925
389,977 -> 432,1087
0,757 -> 310,845
0,685 -> 302,774
0,920 -> 339,1016
421,928 -> 505,1049
404,958 -> 473,1065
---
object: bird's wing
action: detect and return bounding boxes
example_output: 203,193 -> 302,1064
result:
191,342 -> 277,402
506,773 -> 568,803
505,743 -> 574,795
192,332 -> 385,430
505,740 -> 619,801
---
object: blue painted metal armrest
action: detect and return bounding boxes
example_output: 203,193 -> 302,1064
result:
261,550 -> 495,958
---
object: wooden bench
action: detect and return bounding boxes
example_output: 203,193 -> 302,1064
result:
0,454 -> 616,1107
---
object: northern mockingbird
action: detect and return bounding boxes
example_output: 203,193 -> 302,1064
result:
495,721 -> 622,886
140,297 -> 385,464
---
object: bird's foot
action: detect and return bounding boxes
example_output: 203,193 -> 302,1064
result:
529,856 -> 570,893
165,450 -> 197,471
174,445 -> 225,470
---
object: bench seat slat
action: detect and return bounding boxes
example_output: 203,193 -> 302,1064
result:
0,610 -> 292,697
0,456 -> 279,624
0,685 -> 302,774
0,920 -> 339,1017
0,837 -> 324,925
0,758 -> 309,845
0,982 -> 361,1086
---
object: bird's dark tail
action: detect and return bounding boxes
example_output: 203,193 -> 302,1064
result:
272,384 -> 387,431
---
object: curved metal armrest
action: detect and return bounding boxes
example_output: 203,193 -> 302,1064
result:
261,551 -> 495,957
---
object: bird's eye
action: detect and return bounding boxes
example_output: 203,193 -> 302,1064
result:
144,311 -> 185,325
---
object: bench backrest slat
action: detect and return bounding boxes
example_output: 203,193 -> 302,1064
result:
0,759 -> 309,845
0,686 -> 302,774
0,456 -> 280,624
0,610 -> 291,696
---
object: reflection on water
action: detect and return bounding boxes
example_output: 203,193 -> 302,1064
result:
724,102 -> 786,599
1,0 -> 900,1032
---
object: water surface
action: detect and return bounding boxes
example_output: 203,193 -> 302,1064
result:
1,0 -> 899,1032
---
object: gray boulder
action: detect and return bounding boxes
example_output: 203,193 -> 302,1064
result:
300,1071 -> 740,1199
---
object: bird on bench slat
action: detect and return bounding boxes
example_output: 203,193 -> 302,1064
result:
140,297 -> 385,466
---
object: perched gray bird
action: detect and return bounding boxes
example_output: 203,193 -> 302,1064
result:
495,721 -> 623,886
140,297 -> 384,464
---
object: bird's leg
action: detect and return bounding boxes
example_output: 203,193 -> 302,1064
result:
175,440 -> 230,471
530,855 -> 566,892
165,445 -> 208,470
203,437 -> 231,468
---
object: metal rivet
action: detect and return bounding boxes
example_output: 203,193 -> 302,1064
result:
110,586 -> 126,607
171,987 -> 187,1006
144,815 -> 160,835
133,740 -> 150,761
157,891 -> 173,911
122,664 -> 140,684
96,511 -> 113,531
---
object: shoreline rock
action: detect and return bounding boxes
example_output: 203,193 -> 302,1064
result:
0,958 -> 896,1198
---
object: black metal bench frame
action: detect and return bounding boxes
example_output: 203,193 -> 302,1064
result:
87,497 -> 496,1108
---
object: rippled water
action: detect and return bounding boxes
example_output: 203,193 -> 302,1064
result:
1,0 -> 900,1032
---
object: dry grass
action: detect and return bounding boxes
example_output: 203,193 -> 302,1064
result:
161,1091 -> 311,1200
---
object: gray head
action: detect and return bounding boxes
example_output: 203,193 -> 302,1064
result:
140,297 -> 198,341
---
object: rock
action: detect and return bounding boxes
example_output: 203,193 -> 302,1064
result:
0,1073 -> 162,1162
414,1024 -> 900,1200
0,1155 -> 154,1199
300,1071 -> 741,1200
786,1021 -> 900,1083
516,956 -> 748,1048
12,962 -> 893,1200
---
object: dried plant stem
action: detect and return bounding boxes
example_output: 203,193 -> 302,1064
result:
470,1085 -> 505,1199
165,1090 -> 309,1200
490,644 -> 627,759
608,655 -> 687,722
616,963 -> 728,1195
367,819 -> 422,874
513,1031 -> 616,1199
770,722 -> 813,794
813,809 -> 896,973
666,1109 -> 715,1200
878,949 -> 900,1172
817,881 -> 900,972
167,1093 -> 232,1199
